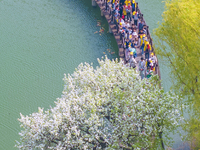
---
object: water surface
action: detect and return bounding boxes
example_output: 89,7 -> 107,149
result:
0,0 -> 118,149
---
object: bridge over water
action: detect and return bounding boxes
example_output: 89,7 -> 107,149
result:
91,0 -> 161,79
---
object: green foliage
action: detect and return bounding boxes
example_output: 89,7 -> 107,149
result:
154,0 -> 200,148
183,117 -> 200,149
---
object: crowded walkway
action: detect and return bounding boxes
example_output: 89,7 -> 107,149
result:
95,0 -> 159,79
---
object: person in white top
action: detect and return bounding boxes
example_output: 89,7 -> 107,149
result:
132,28 -> 137,40
149,53 -> 157,73
119,18 -> 125,25
124,21 -> 130,28
149,53 -> 157,65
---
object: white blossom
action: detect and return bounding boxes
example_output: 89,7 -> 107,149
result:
16,57 -> 184,149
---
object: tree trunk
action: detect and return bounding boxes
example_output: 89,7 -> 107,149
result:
159,132 -> 165,149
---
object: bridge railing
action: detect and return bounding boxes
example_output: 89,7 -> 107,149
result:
136,2 -> 161,79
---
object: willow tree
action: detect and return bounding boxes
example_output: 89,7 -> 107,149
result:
154,0 -> 200,147
16,57 -> 183,150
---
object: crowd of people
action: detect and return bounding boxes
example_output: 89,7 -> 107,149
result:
103,0 -> 158,79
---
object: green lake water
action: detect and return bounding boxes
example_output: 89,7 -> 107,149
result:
0,0 -> 182,149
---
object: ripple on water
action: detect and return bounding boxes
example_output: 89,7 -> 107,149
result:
0,0 -> 119,149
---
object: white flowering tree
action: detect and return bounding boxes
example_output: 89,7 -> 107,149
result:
16,57 -> 184,150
